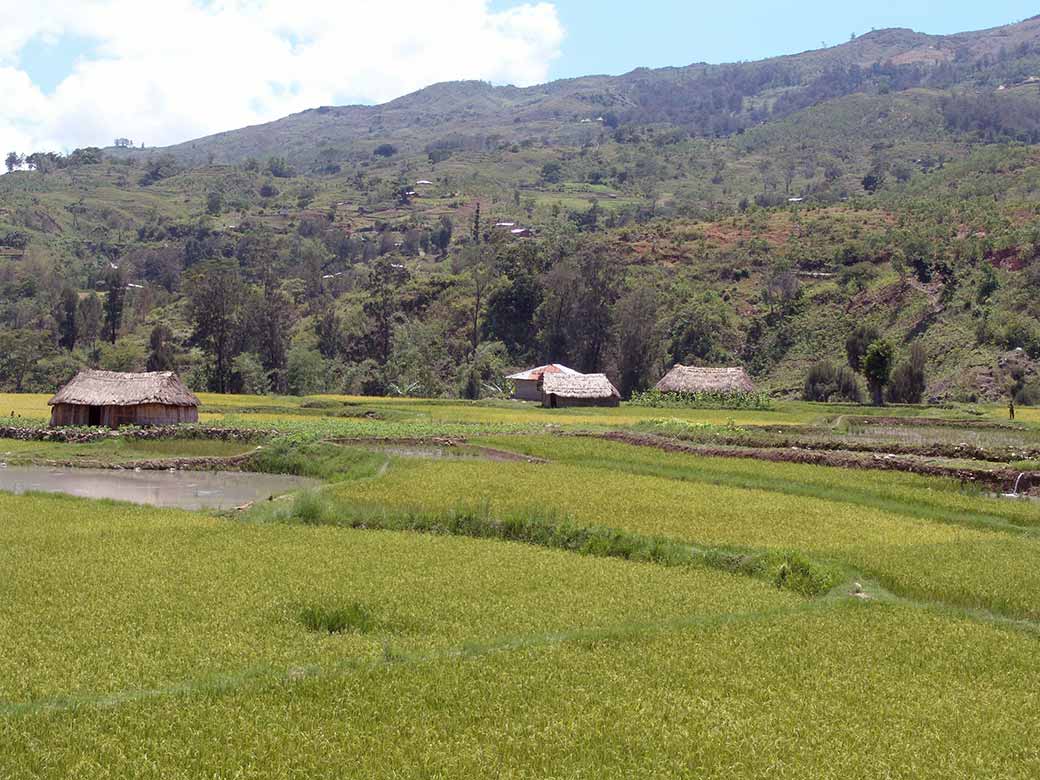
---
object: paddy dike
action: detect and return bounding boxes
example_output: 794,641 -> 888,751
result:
593,431 -> 1039,496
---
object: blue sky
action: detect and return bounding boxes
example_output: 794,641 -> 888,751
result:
542,0 -> 1039,79
2,0 -> 1036,155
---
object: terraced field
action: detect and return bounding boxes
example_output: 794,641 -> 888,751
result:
2,394 -> 1039,778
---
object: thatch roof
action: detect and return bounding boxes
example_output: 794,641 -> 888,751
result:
507,363 -> 581,382
49,370 -> 200,407
654,365 -> 755,394
542,372 -> 620,399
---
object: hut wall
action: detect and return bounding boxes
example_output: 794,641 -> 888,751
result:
49,404 -> 90,427
51,403 -> 198,428
542,394 -> 619,409
513,379 -> 543,402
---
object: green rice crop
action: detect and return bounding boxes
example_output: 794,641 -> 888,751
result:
4,603 -> 1040,779
0,492 -> 796,703
329,438 -> 1040,619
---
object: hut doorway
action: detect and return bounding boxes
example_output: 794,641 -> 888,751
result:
549,393 -> 558,408
87,406 -> 102,426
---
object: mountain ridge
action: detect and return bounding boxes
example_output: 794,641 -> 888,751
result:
104,17 -> 1040,167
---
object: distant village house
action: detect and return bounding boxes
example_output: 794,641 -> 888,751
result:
49,370 -> 200,428
507,364 -> 580,401
654,365 -> 755,394
541,373 -> 620,408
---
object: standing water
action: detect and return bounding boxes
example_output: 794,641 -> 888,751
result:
0,466 -> 316,510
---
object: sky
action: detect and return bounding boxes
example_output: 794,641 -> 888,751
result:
1,0 -> 1037,157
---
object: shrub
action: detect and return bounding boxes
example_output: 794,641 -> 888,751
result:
628,389 -> 772,410
887,342 -> 927,404
291,490 -> 332,524
803,361 -> 863,403
299,602 -> 374,634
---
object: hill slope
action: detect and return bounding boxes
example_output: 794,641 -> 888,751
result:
2,17 -> 1040,402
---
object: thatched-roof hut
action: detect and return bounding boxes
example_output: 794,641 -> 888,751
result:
654,365 -> 755,394
542,372 -> 620,408
507,363 -> 580,401
49,370 -> 200,428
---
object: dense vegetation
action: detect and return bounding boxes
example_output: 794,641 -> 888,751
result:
3,18 -> 1040,403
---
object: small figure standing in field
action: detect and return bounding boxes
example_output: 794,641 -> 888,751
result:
1009,398 -> 1016,420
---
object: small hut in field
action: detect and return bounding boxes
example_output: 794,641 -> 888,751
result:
48,370 -> 200,428
654,365 -> 755,395
507,363 -> 581,402
541,372 -> 620,408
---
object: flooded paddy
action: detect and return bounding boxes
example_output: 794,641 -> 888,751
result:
0,466 -> 316,510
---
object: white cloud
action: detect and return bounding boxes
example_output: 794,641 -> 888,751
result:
0,0 -> 564,155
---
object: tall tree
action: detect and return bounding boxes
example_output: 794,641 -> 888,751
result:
252,281 -> 292,393
888,341 -> 927,404
863,339 -> 895,406
103,267 -> 126,344
77,292 -> 103,362
187,260 -> 245,393
573,247 -> 622,371
484,271 -> 541,360
614,282 -> 662,398
845,324 -> 880,372
146,324 -> 177,371
57,287 -> 79,351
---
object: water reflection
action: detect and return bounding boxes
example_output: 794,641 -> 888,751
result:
0,466 -> 316,510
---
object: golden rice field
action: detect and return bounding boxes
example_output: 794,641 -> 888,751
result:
2,393 -> 1040,778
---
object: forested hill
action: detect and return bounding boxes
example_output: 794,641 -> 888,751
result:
104,15 -> 1040,167
2,16 -> 1040,403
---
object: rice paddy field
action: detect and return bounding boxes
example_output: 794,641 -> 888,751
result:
2,392 -> 1040,778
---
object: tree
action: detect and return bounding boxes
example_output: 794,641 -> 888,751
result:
286,345 -> 326,395
614,282 -> 662,398
57,287 -> 79,351
373,144 -> 397,158
432,216 -> 453,255
484,271 -> 541,360
77,292 -> 103,361
267,157 -> 293,177
861,173 -> 884,193
5,152 -> 22,173
232,352 -> 270,395
863,339 -> 895,406
887,341 -> 927,404
363,258 -> 407,365
467,261 -> 495,354
315,304 -> 344,360
253,282 -> 293,393
0,330 -> 51,392
146,325 -> 177,371
803,361 -> 862,402
541,161 -> 562,184
668,292 -> 735,366
187,260 -> 245,393
205,191 -> 224,215
573,247 -> 622,371
103,267 -> 126,344
845,324 -> 880,372
472,202 -> 481,243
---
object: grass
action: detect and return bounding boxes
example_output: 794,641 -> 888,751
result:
0,491 -> 796,704
5,602 -> 1040,778
326,436 -> 1040,619
299,602 -> 376,635
3,395 -> 1040,777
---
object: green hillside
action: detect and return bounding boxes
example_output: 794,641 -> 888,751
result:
2,17 -> 1040,402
